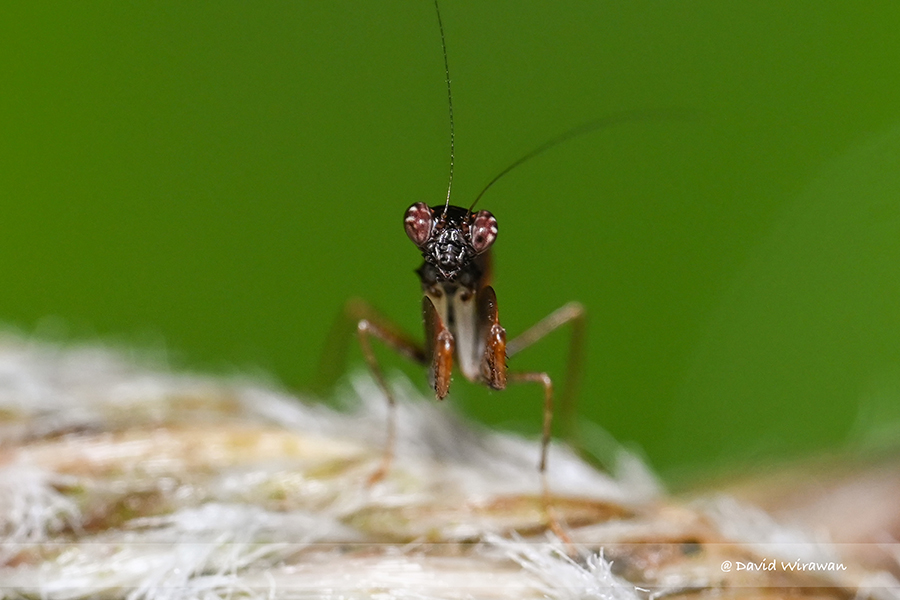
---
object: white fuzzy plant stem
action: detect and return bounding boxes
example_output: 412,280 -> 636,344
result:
0,335 -> 896,600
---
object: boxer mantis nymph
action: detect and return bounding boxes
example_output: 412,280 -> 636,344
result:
314,0 -> 640,536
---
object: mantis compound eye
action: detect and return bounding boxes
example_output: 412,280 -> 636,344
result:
404,202 -> 434,247
469,210 -> 497,254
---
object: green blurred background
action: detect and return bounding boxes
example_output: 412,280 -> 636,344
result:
3,1 -> 900,483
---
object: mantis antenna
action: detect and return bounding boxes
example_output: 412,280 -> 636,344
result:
433,0 -> 454,213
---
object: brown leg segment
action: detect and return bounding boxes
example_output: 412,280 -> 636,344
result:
507,370 -> 570,543
423,296 -> 455,400
313,298 -> 427,394
506,302 -> 586,445
477,286 -> 507,390
315,298 -> 428,484
506,371 -> 554,473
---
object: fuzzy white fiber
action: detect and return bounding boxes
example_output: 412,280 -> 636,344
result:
0,335 -> 896,600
